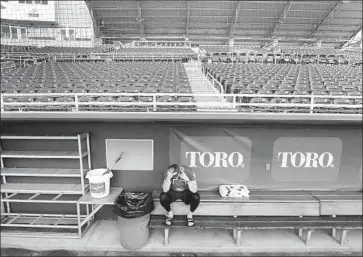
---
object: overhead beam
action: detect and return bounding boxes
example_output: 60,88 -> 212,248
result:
101,35 -> 348,42
309,0 -> 344,39
103,28 -> 353,34
267,0 -> 292,37
100,20 -> 362,27
339,25 -> 362,48
136,0 -> 145,37
91,6 -> 358,12
186,1 -> 190,36
228,1 -> 242,38
84,1 -> 101,38
98,15 -> 360,20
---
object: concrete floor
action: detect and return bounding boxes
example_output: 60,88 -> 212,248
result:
1,220 -> 362,256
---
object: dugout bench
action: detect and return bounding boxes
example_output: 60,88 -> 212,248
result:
150,190 -> 362,247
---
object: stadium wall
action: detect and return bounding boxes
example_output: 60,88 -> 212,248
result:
1,1 -> 95,47
2,121 -> 362,219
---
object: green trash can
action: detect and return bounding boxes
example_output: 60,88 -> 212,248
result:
117,213 -> 151,250
113,191 -> 154,250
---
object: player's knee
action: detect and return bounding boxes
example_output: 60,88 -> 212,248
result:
160,192 -> 169,202
191,192 -> 200,203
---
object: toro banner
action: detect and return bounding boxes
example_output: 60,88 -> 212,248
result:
169,127 -> 252,190
271,137 -> 343,182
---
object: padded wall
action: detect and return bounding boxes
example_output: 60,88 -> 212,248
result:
2,121 -> 362,219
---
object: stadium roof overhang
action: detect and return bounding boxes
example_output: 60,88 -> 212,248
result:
86,0 -> 363,48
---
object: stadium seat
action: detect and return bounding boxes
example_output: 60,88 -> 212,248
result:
271,98 -> 289,104
78,96 -> 95,102
250,97 -> 269,103
334,99 -> 354,105
139,96 -> 154,102
56,97 -> 74,102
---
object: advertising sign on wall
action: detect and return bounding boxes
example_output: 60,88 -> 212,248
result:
271,137 -> 343,182
169,128 -> 252,190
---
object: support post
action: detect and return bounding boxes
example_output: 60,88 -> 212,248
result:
332,227 -> 336,238
77,135 -> 85,194
298,228 -> 314,245
153,95 -> 157,111
75,95 -> 79,112
164,227 -> 169,247
310,95 -> 315,113
332,229 -> 349,245
77,202 -> 82,238
236,229 -> 242,246
232,95 -> 236,109
86,133 -> 92,171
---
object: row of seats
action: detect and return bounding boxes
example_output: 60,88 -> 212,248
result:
207,53 -> 351,65
204,63 -> 362,107
201,46 -> 361,65
1,45 -> 196,55
28,46 -> 112,54
201,45 -> 359,55
113,47 -> 196,54
279,48 -> 354,55
1,44 -> 37,52
1,61 -> 196,106
2,61 -> 192,92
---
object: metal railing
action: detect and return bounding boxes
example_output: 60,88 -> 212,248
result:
205,71 -> 225,95
1,92 -> 361,114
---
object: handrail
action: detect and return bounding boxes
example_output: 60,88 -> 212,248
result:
1,92 -> 361,99
206,71 -> 224,95
1,92 -> 361,115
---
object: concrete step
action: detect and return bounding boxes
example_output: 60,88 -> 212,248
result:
184,62 -> 230,110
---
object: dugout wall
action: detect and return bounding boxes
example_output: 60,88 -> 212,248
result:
2,121 -> 361,219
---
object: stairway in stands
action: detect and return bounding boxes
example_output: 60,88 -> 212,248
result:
184,61 -> 234,111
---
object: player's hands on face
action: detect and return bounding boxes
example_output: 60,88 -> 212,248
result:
166,166 -> 176,179
179,168 -> 190,181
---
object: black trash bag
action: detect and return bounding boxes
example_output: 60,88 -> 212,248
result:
113,190 -> 155,219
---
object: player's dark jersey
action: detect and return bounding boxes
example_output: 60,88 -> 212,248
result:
170,174 -> 188,191
164,166 -> 195,192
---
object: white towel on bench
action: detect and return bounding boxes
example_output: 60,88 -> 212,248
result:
219,185 -> 250,198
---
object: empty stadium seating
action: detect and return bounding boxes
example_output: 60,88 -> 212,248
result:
113,47 -> 195,54
0,45 -> 112,54
1,42 -> 361,114
200,45 -> 361,65
204,63 -> 362,113
1,61 -> 197,112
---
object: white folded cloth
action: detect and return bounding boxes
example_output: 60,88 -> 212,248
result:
219,185 -> 250,198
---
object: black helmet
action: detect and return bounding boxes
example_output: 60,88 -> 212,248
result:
168,164 -> 180,176
169,164 -> 179,171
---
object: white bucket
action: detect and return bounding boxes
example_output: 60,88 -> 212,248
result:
86,169 -> 113,198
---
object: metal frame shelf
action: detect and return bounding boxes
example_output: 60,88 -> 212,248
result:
1,183 -> 85,195
1,192 -> 81,204
76,187 -> 124,237
0,133 -> 93,238
1,212 -> 91,239
1,150 -> 88,159
1,168 -> 87,177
